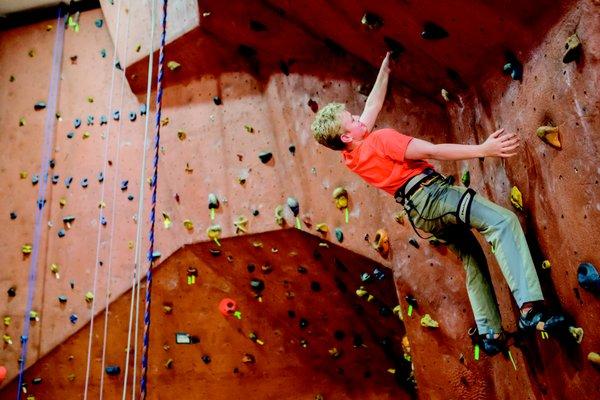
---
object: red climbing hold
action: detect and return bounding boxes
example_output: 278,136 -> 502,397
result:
0,365 -> 6,384
219,298 -> 238,316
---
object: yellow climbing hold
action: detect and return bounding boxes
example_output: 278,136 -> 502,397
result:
99,201 -> 106,208
3,334 -> 13,345
275,205 -> 284,226
87,96 -> 94,103
372,229 -> 390,258
22,244 -> 32,254
4,316 -> 11,326
50,263 -> 60,278
394,211 -> 405,225
46,24 -> 53,31
536,126 -> 561,149
160,117 -> 170,126
541,260 -> 551,269
355,286 -> 368,298
569,326 -> 584,344
167,61 -> 181,71
59,198 -> 67,207
420,314 -> 439,328
234,216 -> 248,234
162,212 -> 172,229
19,117 -> 26,126
316,223 -> 329,233
83,131 -> 91,139
252,241 -> 263,248
20,171 -> 28,179
207,225 -> 222,246
393,304 -> 404,321
244,125 -> 254,133
30,310 -> 39,321
183,219 -> 194,230
510,186 -> 523,211
85,292 -> 94,303
588,352 -> 600,366
177,130 -> 187,140
185,163 -> 193,173
128,241 -> 134,249
332,187 -> 348,209
135,44 -> 142,52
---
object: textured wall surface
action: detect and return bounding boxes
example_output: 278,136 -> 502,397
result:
1,0 -> 599,399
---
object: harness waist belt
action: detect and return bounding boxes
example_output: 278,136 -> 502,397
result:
394,168 -> 440,205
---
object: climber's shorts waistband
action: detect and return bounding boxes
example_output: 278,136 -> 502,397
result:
394,168 -> 441,206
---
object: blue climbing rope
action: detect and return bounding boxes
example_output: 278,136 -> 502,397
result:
140,0 -> 168,398
16,6 -> 66,400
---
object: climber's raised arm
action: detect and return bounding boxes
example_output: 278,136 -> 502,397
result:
404,128 -> 521,161
359,52 -> 391,132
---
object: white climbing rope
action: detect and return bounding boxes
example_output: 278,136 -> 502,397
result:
82,0 -> 127,398
97,0 -> 133,398
121,0 -> 157,398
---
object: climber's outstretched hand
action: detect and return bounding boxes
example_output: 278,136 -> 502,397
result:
482,128 -> 520,158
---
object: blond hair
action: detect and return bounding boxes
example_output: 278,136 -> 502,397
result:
310,102 -> 346,150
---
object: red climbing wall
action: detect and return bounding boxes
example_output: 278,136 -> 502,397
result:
1,0 -> 600,399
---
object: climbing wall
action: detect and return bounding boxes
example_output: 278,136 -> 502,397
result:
1,0 -> 600,399
0,229 -> 414,399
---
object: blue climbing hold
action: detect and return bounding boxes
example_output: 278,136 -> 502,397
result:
98,172 -> 104,182
129,111 -> 136,121
65,176 -> 73,188
113,110 -> 120,121
87,115 -> 94,125
74,118 -> 81,129
578,262 -> 600,293
81,178 -> 88,188
58,229 -> 65,238
32,175 -> 39,185
140,103 -> 147,115
120,180 -> 128,191
95,18 -> 103,28
100,215 -> 107,226
105,365 -> 121,375
70,314 -> 78,324
100,115 -> 108,125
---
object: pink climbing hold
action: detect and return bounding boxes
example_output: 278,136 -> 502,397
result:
0,365 -> 7,384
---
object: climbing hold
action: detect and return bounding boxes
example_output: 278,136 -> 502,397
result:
408,238 -> 419,249
161,117 -> 170,126
167,61 -> 181,71
50,263 -> 60,278
74,118 -> 81,128
541,260 -> 551,269
7,287 -> 16,297
356,286 -> 368,298
372,229 -> 390,258
187,267 -> 198,284
207,225 -> 222,246
299,318 -> 309,329
58,295 -> 67,303
115,61 -> 122,70
201,355 -> 211,364
97,171 -> 104,183
22,244 -> 32,254
128,111 -> 136,121
177,130 -> 186,140
163,304 -> 173,314
183,219 -> 194,231
234,216 -> 248,234
461,170 -> 470,187
34,101 -> 46,111
316,223 -> 329,234
250,279 -> 265,292
577,262 -> 600,293
113,110 -> 120,120
308,99 -> 319,113
67,131 -> 74,139
275,205 -> 284,226
288,145 -> 296,155
243,124 -> 254,133
242,354 -> 256,364
52,175 -> 59,184
287,197 -> 300,216
105,365 -> 120,375
120,180 -> 128,191
249,332 -> 265,345
510,186 -> 523,211
162,212 -> 172,229
176,332 -> 199,344
563,34 -> 582,63
258,151 -> 272,163
69,314 -> 78,324
420,314 -> 439,328
502,53 -> 523,80
65,176 -> 73,188
86,115 -> 94,125
332,187 -> 348,209
29,310 -> 39,321
87,96 -> 94,103
151,251 -> 161,260
361,12 -> 383,29
360,273 -> 372,283
19,117 -> 26,126
3,317 -> 11,327
82,130 -> 91,139
588,352 -> 600,366
421,22 -> 448,40
81,178 -> 88,188
10,212 -> 17,220
213,96 -> 222,105
393,305 -> 404,321
94,18 -> 103,28
441,88 -> 451,102
536,125 -> 561,149
219,298 -> 238,316
569,326 -> 584,344
3,335 -> 12,345
139,103 -> 147,116
334,228 -> 344,243
373,267 -> 385,281
100,48 -> 107,58
85,291 -> 94,303
100,215 -> 107,226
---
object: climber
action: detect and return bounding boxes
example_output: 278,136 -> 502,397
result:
310,52 -> 567,356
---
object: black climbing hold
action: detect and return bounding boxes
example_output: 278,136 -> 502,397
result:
258,151 -> 272,163
81,178 -> 88,188
129,111 -> 136,121
577,262 -> 600,293
405,295 -> 417,307
140,104 -> 147,115
201,355 -> 211,364
58,229 -> 65,238
310,281 -> 321,292
95,19 -> 103,28
249,20 -> 267,32
502,52 -> 522,81
98,172 -> 104,182
279,60 -> 289,76
299,318 -> 309,329
245,263 -> 255,273
105,365 -> 120,375
209,249 -> 221,256
67,131 -> 74,139
287,197 -> 300,216
65,176 -> 73,188
421,22 -> 449,40
74,118 -> 81,129
213,96 -> 222,105
115,61 -> 122,70
297,266 -> 308,274
335,228 -> 344,243
10,212 -> 17,220
353,334 -> 364,347
379,306 -> 392,317
373,267 -> 385,281
70,280 -> 75,289
288,145 -> 296,155
58,295 -> 67,303
360,273 -> 372,283
324,38 -> 346,57
87,115 -> 94,125
120,180 -> 128,191
34,101 -> 47,110
250,279 -> 264,292
383,37 -> 405,60
307,99 -> 318,113
408,238 -> 419,249
52,175 -> 59,184
8,287 -> 16,297
49,159 -> 55,168
113,110 -> 120,121
334,330 -> 345,341
563,34 -> 582,63
32,377 -> 42,384
361,12 -> 383,30
238,44 -> 257,58
127,195 -> 134,201
287,310 -> 296,318
63,216 -> 75,224
252,209 -> 259,216
100,115 -> 108,125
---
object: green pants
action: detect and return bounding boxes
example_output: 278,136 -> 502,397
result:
404,176 -> 544,334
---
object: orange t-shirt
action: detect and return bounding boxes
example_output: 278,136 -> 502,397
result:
342,128 -> 434,195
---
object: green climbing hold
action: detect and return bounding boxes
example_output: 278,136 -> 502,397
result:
94,19 -> 103,28
461,170 -> 470,187
420,314 -> 439,328
167,61 -> 181,71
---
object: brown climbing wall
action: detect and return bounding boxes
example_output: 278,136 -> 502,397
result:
0,229 -> 413,399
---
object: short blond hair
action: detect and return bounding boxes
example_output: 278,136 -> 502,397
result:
310,102 -> 346,150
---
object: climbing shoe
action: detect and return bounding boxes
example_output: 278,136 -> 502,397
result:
578,262 -> 600,293
518,306 -> 566,334
481,332 -> 507,356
